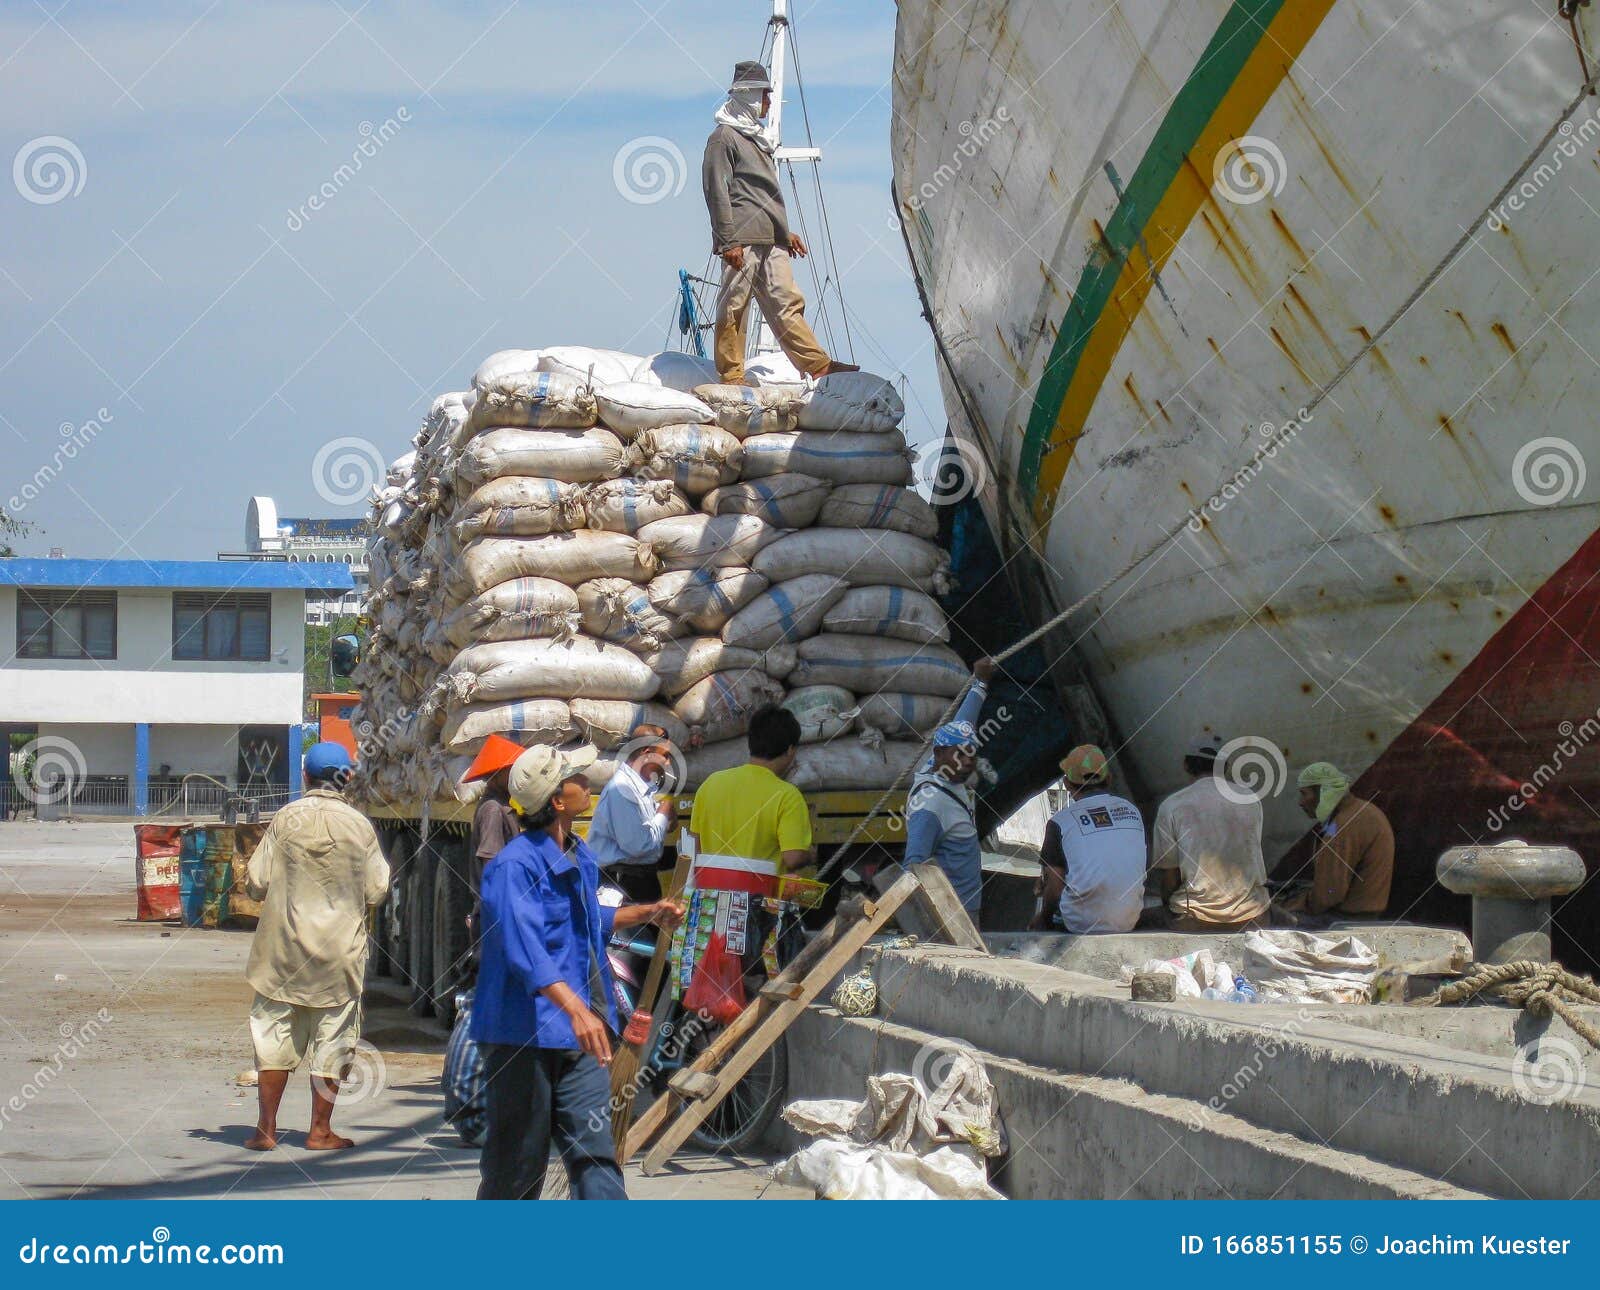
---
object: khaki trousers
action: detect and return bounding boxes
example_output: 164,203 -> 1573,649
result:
714,243 -> 830,382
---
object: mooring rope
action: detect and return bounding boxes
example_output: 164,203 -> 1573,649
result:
1414,960 -> 1600,1050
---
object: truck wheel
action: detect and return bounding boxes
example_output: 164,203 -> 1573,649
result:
406,838 -> 437,1017
430,837 -> 471,1027
381,831 -> 416,981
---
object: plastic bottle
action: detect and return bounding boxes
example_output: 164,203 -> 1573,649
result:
1232,975 -> 1259,1003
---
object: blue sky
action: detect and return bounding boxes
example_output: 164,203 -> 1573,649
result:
1,0 -> 941,559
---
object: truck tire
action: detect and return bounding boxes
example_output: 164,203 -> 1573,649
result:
430,836 -> 472,1027
380,830 -> 416,981
406,838 -> 437,1017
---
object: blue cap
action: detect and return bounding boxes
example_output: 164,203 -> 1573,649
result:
933,720 -> 978,750
304,741 -> 353,779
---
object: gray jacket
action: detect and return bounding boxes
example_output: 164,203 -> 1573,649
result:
702,124 -> 789,253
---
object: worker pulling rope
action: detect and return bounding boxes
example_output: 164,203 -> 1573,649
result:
818,56 -> 1600,885
1413,960 -> 1600,1051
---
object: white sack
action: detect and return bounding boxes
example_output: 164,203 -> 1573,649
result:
647,567 -> 768,634
440,577 -> 580,648
672,670 -> 785,744
693,383 -> 802,437
449,476 -> 588,541
444,637 -> 661,705
569,699 -> 690,752
795,370 -> 905,433
772,1140 -> 999,1201
584,478 -> 692,534
633,350 -> 721,392
701,474 -> 829,528
637,513 -> 779,572
577,577 -> 683,652
1242,930 -> 1380,1004
471,349 -> 541,390
683,736 -> 751,790
819,483 -> 938,540
450,532 -> 661,594
720,574 -> 848,649
537,345 -> 642,387
595,381 -> 715,438
789,739 -> 922,792
627,423 -> 743,496
644,637 -> 768,697
743,351 -> 808,391
470,369 -> 599,430
790,635 -> 969,696
455,427 -> 624,487
441,698 -> 573,752
753,527 -> 951,594
824,586 -> 951,645
740,430 -> 913,486
782,685 -> 856,744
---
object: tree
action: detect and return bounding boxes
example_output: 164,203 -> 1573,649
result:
0,512 -> 35,558
302,614 -> 362,719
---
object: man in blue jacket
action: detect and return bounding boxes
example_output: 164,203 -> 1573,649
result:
471,743 -> 683,1200
901,657 -> 996,914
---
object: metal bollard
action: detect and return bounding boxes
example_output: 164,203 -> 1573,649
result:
1436,841 -> 1585,964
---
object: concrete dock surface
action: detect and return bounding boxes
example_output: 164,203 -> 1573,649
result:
0,823 -> 805,1201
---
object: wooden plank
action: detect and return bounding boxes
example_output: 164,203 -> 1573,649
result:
638,873 -> 920,1175
908,862 -> 988,953
618,892 -> 882,1163
759,981 -> 805,1002
666,1070 -> 719,1100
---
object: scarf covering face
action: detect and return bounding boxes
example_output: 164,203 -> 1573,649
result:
1297,761 -> 1350,824
714,88 -> 775,155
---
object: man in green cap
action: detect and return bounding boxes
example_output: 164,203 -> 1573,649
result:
1282,762 -> 1394,922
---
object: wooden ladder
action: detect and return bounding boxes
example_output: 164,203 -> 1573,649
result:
622,863 -> 985,1175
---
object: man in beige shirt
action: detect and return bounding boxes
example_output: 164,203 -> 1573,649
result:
1150,736 -> 1271,932
243,742 -> 389,1151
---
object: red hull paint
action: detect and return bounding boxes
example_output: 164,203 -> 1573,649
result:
1304,525 -> 1600,968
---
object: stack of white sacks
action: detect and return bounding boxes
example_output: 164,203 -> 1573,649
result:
348,345 -> 969,808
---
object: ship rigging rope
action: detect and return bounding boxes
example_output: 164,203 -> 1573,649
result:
815,58 -> 1600,884
1414,960 -> 1600,1050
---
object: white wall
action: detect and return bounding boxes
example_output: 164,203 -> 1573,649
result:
0,587 -> 305,725
36,722 -> 131,776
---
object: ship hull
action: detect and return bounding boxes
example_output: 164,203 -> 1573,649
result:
893,0 -> 1600,957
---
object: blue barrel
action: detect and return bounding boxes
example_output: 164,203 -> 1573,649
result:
178,828 -> 207,927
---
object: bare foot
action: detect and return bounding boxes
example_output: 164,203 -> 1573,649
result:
244,1128 -> 278,1151
304,1131 -> 355,1151
823,361 -> 860,375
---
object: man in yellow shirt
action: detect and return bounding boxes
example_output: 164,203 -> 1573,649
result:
688,706 -> 814,880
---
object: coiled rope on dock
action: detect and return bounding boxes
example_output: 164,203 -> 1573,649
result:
1415,961 -> 1600,1050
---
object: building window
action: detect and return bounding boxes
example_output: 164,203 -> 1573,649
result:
173,592 -> 271,661
16,590 -> 117,659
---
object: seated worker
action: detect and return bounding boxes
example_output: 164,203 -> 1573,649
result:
1034,744 -> 1146,933
1281,762 -> 1394,923
1150,735 -> 1271,932
586,724 -> 678,904
902,658 -> 998,915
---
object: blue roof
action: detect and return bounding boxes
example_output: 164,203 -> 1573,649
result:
0,559 -> 356,592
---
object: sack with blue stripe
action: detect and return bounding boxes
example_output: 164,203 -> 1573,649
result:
720,573 -> 849,649
469,367 -> 599,431
753,527 -> 952,595
701,474 -> 830,528
823,585 -> 950,645
791,634 -> 970,697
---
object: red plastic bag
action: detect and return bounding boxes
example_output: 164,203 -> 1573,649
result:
683,932 -> 746,1024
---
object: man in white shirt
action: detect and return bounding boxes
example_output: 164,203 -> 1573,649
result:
1150,735 -> 1271,931
586,724 -> 677,904
1036,745 -> 1146,933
